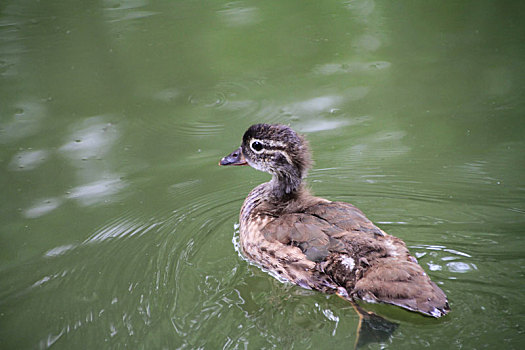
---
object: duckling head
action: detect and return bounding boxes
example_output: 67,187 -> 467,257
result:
220,123 -> 312,196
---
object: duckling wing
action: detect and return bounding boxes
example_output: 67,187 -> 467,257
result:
304,201 -> 386,237
262,211 -> 344,262
260,200 -> 449,317
353,258 -> 450,317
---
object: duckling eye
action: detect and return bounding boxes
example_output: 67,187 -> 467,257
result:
251,141 -> 264,153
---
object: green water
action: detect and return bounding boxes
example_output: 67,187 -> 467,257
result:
1,0 -> 524,348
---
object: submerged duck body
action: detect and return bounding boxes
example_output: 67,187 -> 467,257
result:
220,123 -> 449,318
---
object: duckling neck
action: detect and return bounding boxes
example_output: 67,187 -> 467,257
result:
241,178 -> 304,225
240,171 -> 306,226
269,172 -> 302,200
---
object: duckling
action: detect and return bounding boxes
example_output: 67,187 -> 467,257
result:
220,123 -> 449,318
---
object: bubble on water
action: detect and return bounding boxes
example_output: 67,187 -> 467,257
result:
447,262 -> 477,273
427,262 -> 442,271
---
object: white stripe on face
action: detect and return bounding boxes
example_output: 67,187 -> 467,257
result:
249,138 -> 292,165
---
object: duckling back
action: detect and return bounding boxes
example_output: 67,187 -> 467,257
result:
253,200 -> 450,317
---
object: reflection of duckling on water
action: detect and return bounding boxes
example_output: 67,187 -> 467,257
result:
220,124 -> 449,342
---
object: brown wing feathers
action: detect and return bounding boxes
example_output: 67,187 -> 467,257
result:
261,201 -> 449,317
355,259 -> 449,317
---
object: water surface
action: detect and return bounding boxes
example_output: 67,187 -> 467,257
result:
1,0 -> 524,349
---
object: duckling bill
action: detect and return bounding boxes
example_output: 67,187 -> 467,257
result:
220,123 -> 450,318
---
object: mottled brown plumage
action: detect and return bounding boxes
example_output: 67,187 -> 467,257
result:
220,123 -> 449,318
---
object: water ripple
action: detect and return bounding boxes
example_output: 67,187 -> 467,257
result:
218,3 -> 261,27
173,121 -> 225,137
104,0 -> 157,23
